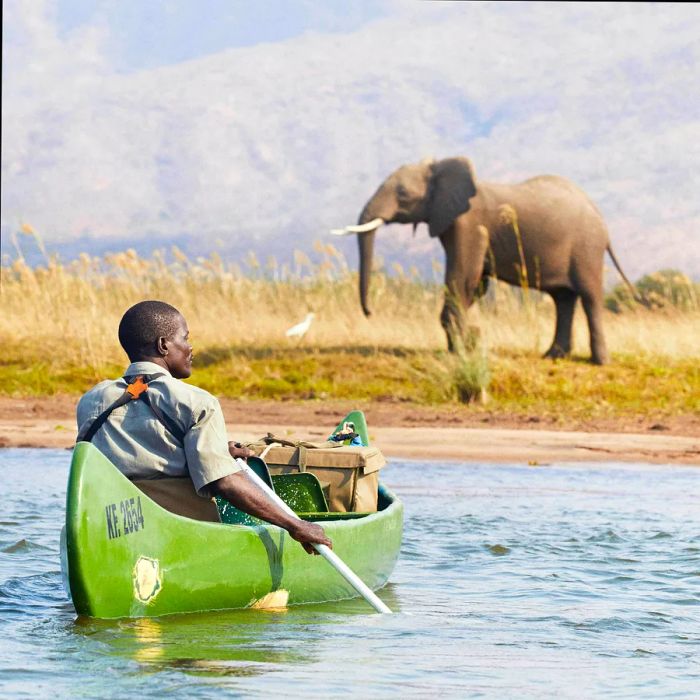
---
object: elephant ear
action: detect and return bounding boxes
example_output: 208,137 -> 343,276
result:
428,157 -> 477,238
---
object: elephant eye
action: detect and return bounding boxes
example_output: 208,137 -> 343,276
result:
396,185 -> 408,199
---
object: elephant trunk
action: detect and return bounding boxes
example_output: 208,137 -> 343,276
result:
330,193 -> 390,315
358,229 -> 376,317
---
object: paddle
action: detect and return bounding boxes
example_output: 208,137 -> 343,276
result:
236,458 -> 392,614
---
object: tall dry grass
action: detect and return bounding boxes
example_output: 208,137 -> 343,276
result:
1,243 -> 699,373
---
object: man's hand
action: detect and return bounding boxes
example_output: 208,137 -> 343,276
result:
211,471 -> 333,556
288,520 -> 333,555
228,441 -> 253,460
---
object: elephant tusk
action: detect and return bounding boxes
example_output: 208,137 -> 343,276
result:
330,218 -> 384,236
345,218 -> 384,233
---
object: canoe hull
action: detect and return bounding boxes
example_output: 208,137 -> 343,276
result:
64,442 -> 403,618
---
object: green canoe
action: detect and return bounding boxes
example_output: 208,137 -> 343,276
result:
62,442 -> 403,619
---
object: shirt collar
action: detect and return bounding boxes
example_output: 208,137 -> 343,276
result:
124,361 -> 171,378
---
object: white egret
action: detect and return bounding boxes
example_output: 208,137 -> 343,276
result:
285,312 -> 315,340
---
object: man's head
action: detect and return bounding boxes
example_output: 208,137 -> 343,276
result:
118,301 -> 193,378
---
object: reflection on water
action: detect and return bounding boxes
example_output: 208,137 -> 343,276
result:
1,448 -> 700,698
131,618 -> 166,663
73,584 -> 402,681
77,608 -> 313,674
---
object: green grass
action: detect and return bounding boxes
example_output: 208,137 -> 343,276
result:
1,347 -> 697,421
488,353 -> 699,419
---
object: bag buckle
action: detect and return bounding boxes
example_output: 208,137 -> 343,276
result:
126,376 -> 148,399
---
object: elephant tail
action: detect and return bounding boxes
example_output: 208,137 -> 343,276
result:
606,244 -> 645,305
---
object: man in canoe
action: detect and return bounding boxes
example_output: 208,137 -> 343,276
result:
76,300 -> 331,554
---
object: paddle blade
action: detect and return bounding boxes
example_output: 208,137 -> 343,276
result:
251,589 -> 289,610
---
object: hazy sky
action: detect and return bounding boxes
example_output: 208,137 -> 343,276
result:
3,1 -> 700,278
51,0 -> 390,69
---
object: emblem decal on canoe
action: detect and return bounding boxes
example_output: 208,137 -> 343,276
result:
133,556 -> 161,603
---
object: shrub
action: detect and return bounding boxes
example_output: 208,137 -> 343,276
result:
450,331 -> 491,403
605,269 -> 699,313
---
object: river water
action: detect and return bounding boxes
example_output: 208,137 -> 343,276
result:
1,448 -> 698,698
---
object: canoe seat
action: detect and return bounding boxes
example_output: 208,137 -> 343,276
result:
134,478 -> 222,522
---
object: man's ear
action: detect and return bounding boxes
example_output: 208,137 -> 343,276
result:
156,336 -> 169,357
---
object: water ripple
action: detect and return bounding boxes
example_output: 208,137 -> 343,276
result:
2,539 -> 52,554
1,450 -> 700,697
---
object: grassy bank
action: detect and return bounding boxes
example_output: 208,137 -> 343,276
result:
1,246 -> 698,421
0,347 -> 697,421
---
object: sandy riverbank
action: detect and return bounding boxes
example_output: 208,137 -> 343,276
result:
0,396 -> 698,465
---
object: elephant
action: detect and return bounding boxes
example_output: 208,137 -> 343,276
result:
332,157 -> 636,365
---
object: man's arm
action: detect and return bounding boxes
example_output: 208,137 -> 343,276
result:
209,471 -> 332,555
182,397 -> 330,553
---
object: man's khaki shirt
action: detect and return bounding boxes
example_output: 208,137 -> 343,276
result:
76,361 -> 241,496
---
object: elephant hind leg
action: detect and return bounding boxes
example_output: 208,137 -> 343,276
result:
581,291 -> 608,365
544,288 -> 578,359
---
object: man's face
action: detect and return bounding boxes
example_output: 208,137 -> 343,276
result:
163,315 -> 193,379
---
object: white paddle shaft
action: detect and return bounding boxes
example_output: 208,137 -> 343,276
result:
238,460 -> 392,614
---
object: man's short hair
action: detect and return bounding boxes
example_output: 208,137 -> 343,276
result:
118,300 -> 182,360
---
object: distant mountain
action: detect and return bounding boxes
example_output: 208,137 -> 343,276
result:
2,3 -> 699,281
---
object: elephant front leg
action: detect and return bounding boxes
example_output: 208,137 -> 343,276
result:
440,224 -> 489,353
544,288 -> 578,359
474,275 -> 490,299
440,293 -> 470,353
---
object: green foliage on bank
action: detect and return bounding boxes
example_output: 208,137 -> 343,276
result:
606,269 -> 700,312
1,347 -> 697,420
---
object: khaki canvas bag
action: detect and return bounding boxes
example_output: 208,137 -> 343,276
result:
247,434 -> 386,512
